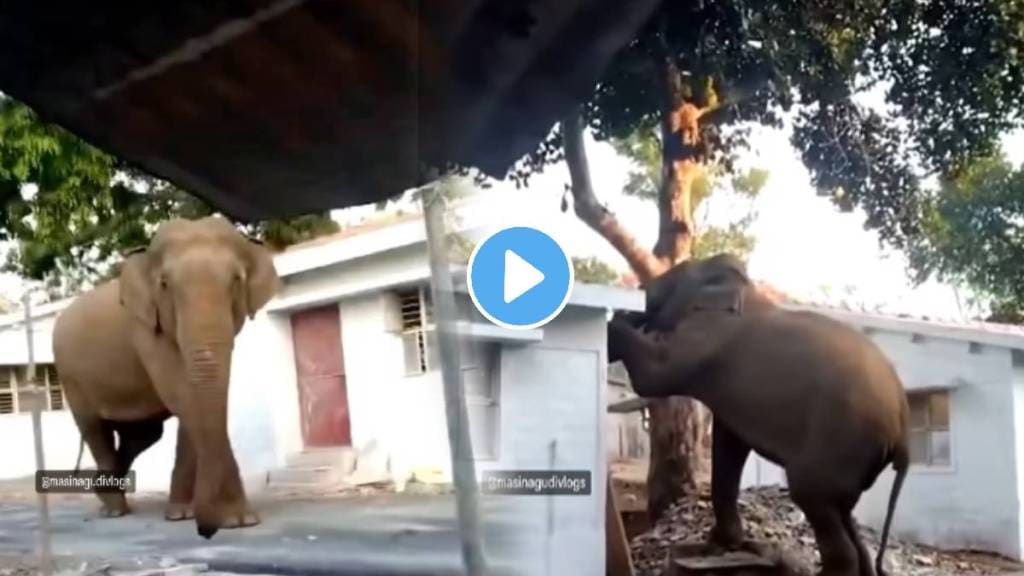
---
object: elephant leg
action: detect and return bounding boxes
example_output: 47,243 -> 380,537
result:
708,420 -> 750,550
113,413 -> 167,473
212,450 -> 259,530
609,318 -> 725,398
103,413 -> 166,512
166,423 -> 196,521
789,478 -> 859,576
840,498 -> 876,576
75,417 -> 128,517
177,416 -> 259,534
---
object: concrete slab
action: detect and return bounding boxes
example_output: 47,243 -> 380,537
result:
0,493 -> 529,576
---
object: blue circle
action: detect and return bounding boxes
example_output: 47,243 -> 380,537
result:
467,227 -> 574,330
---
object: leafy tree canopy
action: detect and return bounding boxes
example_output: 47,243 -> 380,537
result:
0,96 -> 339,296
513,0 -> 1024,264
909,151 -> 1024,320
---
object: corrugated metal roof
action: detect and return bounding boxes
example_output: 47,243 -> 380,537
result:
0,0 -> 662,220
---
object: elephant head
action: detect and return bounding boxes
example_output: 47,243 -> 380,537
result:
117,216 -> 279,533
641,252 -> 750,333
608,253 -> 749,365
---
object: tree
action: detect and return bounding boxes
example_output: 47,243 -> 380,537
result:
0,96 -> 339,296
572,256 -> 621,285
908,151 -> 1024,322
509,0 -> 1024,520
611,127 -> 767,261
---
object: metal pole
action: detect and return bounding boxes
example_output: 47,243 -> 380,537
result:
23,292 -> 52,575
421,183 -> 488,576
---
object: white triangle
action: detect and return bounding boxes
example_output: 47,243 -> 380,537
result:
504,249 -> 545,304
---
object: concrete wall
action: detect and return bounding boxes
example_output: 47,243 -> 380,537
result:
338,291 -> 451,486
487,306 -> 608,576
1012,351 -> 1024,559
741,326 -> 1023,560
0,307 -> 60,365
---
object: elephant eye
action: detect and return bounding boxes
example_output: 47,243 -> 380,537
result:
159,275 -> 168,289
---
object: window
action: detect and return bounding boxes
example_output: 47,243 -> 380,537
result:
0,364 -> 65,415
44,365 -> 64,411
908,390 -> 951,467
398,287 -> 438,375
0,367 -> 15,415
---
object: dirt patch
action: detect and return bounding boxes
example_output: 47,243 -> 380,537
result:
630,486 -> 1023,576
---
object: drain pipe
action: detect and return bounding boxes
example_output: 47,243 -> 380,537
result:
23,291 -> 52,575
421,179 -> 488,576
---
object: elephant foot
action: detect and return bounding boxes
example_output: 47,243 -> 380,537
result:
706,523 -> 746,552
220,507 -> 260,529
165,502 -> 194,521
195,501 -> 261,539
97,494 -> 130,516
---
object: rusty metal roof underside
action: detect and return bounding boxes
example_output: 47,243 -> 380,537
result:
0,0 -> 661,220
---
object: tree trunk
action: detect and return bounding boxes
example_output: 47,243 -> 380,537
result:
562,55 -> 713,524
644,58 -> 714,521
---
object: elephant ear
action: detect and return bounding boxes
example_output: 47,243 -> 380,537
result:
690,283 -> 746,315
119,251 -> 159,331
243,241 -> 280,319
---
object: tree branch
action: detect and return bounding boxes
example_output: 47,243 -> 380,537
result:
563,109 -> 664,282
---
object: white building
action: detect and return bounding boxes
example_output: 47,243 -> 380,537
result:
741,303 -> 1024,561
0,213 -> 644,574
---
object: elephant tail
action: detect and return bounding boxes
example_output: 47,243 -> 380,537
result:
73,434 -> 85,475
875,442 -> 909,576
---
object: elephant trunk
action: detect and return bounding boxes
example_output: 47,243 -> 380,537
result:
180,314 -> 241,538
608,319 -> 676,398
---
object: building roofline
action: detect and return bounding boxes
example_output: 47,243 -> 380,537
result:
0,298 -> 74,329
785,302 -> 1024,350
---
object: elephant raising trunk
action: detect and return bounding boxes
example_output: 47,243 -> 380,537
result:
609,254 -> 910,576
53,216 -> 280,539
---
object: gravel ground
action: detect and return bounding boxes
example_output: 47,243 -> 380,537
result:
630,486 -> 1024,576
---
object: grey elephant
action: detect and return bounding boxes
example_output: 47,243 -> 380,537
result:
53,216 -> 280,539
609,253 -> 910,576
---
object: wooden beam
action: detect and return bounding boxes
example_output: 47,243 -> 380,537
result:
605,472 -> 635,576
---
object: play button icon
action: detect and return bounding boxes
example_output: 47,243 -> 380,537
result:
468,227 -> 574,330
503,250 -> 545,303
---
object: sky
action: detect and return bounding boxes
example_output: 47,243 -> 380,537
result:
446,123 -> 1024,321
2,122 -> 1023,319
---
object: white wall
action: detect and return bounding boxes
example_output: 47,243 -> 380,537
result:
0,411 -> 96,479
485,306 -> 608,576
0,311 -> 59,365
228,310 -> 300,494
338,291 -> 451,485
741,327 -> 1024,560
1011,351 -> 1024,559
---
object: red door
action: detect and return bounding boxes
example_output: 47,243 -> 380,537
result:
290,305 -> 351,447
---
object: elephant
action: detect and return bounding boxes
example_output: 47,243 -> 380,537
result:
608,254 -> 910,576
52,216 -> 280,539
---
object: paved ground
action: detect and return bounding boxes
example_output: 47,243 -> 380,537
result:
0,491 -> 527,576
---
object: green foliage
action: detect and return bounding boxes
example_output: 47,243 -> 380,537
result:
512,0 -> 1024,255
693,222 -> 756,261
908,152 -> 1024,321
447,233 -> 477,265
611,123 -> 766,262
572,256 -> 621,286
0,96 -> 339,290
246,214 -> 340,252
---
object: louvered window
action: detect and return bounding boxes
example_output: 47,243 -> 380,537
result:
398,287 -> 437,375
